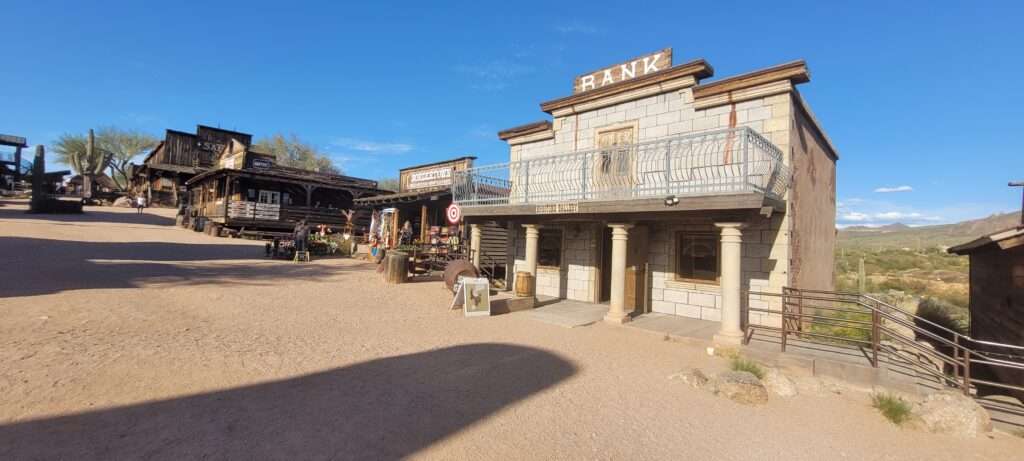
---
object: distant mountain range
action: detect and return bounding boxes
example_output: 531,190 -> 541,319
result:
838,212 -> 1022,249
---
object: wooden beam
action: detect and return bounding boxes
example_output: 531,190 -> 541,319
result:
420,204 -> 429,242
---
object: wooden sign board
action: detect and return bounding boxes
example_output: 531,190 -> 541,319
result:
573,48 -> 672,94
0,134 -> 27,147
535,202 -> 579,214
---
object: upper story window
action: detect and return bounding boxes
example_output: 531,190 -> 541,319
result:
596,126 -> 635,177
675,231 -> 719,283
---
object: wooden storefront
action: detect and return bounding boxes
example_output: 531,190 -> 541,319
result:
186,139 -> 384,235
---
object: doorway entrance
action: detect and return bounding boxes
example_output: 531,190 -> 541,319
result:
596,224 -> 650,311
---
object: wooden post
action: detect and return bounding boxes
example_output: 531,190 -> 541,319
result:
420,204 -> 429,242
391,208 -> 400,248
12,146 -> 21,183
222,175 -> 231,220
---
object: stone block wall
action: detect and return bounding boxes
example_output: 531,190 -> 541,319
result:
647,216 -> 786,327
511,224 -> 598,302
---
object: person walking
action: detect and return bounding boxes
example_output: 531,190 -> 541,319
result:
136,195 -> 147,214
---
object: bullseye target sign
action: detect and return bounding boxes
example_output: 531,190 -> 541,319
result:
446,203 -> 462,224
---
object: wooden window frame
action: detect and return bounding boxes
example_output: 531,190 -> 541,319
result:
673,230 -> 721,285
537,227 -> 565,270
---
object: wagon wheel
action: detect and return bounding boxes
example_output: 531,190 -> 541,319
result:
443,259 -> 479,293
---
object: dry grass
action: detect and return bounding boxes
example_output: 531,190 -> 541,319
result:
871,393 -> 913,426
729,356 -> 765,380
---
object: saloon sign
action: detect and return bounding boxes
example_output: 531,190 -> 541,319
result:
574,48 -> 673,94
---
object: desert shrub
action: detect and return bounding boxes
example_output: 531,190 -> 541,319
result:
729,356 -> 765,380
916,297 -> 968,337
871,393 -> 913,425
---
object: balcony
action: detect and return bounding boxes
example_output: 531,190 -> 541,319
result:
453,127 -> 791,216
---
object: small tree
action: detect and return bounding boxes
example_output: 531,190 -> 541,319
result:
254,134 -> 340,175
378,177 -> 400,192
96,127 -> 158,190
53,132 -> 108,177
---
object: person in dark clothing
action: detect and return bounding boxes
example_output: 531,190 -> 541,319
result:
293,219 -> 309,253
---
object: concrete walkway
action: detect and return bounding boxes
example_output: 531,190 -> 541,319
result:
527,299 -> 608,328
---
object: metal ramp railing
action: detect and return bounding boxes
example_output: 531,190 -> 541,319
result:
745,287 -> 1024,398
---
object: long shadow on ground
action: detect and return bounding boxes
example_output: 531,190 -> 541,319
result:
0,237 -> 358,298
0,343 -> 577,460
0,200 -> 176,226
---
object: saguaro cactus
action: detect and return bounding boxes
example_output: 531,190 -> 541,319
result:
29,145 -> 46,211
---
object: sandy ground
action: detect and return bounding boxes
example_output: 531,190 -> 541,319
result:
0,199 -> 1021,460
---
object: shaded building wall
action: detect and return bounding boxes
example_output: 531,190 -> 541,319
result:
970,245 -> 1024,344
969,244 -> 1024,399
788,93 -> 837,291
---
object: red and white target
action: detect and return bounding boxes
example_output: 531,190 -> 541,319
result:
446,203 -> 462,224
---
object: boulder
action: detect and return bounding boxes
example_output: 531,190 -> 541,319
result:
913,391 -> 992,437
710,371 -> 768,405
669,368 -> 709,389
763,369 -> 798,397
113,196 -> 133,208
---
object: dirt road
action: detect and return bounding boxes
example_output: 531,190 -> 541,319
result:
0,200 -> 1019,460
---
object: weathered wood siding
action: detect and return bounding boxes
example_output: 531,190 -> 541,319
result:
478,220 -> 507,266
969,244 -> 1024,400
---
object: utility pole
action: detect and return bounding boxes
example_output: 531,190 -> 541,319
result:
1011,181 -> 1024,227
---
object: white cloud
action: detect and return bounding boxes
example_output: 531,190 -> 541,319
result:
455,60 -> 535,91
331,137 -> 412,154
840,212 -> 870,222
874,185 -> 913,193
554,21 -> 601,34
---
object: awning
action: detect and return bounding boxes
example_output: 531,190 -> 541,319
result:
353,186 -> 451,206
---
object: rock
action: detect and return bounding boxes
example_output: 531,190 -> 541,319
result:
112,196 -> 133,208
763,369 -> 798,397
710,371 -> 768,405
914,391 -> 992,437
669,368 -> 709,389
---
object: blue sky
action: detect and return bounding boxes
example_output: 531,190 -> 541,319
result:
3,1 -> 1022,226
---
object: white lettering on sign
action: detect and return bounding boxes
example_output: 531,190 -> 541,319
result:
535,202 -> 580,214
409,167 -> 452,188
574,48 -> 673,94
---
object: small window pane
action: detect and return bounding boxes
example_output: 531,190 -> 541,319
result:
538,229 -> 563,268
676,233 -> 719,282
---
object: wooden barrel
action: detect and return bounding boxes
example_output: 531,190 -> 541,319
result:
384,252 -> 408,284
514,271 -> 534,297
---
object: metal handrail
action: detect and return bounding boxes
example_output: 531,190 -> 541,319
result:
746,287 -> 1024,396
453,127 -> 792,207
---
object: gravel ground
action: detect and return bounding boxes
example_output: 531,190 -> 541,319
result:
0,199 -> 1021,460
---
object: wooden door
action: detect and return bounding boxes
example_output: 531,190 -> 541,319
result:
624,225 -> 649,312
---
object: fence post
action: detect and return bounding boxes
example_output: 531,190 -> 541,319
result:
742,129 -> 749,192
781,298 -> 788,353
523,162 -> 530,204
963,349 -> 972,396
585,154 -> 593,199
871,308 -> 880,368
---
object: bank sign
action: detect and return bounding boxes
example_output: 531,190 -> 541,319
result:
573,48 -> 673,94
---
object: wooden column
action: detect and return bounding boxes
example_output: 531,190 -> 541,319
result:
222,175 -> 231,218
420,204 -> 429,242
390,209 -> 400,248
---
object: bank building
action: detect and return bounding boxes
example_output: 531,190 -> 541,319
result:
455,48 -> 837,344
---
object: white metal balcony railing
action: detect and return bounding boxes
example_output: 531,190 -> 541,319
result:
452,127 -> 792,208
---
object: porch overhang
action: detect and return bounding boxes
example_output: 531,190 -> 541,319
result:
461,192 -> 783,219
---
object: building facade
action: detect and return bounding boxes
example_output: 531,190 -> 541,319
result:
455,49 -> 838,343
187,138 -> 383,235
133,125 -> 253,207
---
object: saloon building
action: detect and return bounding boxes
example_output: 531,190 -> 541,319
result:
133,125 -> 253,207
186,138 -> 384,236
455,49 -> 838,343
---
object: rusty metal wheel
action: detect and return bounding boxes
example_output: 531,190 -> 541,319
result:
443,259 -> 479,293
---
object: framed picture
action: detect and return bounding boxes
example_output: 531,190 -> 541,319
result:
462,277 -> 491,317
